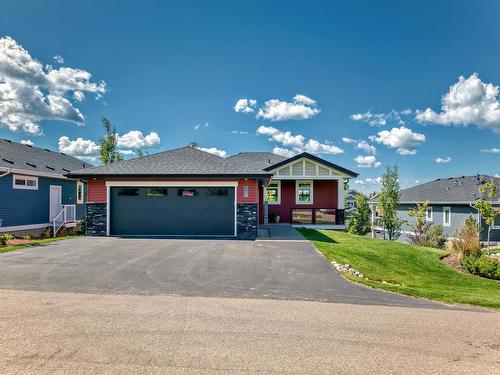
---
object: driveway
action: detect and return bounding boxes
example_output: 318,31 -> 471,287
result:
0,236 -> 441,308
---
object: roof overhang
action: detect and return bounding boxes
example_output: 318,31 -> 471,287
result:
65,173 -> 274,179
0,166 -> 71,180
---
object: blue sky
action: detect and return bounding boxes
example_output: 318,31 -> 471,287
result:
1,0 -> 499,191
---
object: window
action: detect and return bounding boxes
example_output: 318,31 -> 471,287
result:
291,209 -> 313,224
425,206 -> 433,222
77,182 -> 84,203
443,207 -> 451,227
207,188 -> 229,196
264,181 -> 280,204
13,175 -> 38,190
177,188 -> 199,197
296,181 -> 313,204
494,211 -> 500,228
117,188 -> 139,196
146,188 -> 168,197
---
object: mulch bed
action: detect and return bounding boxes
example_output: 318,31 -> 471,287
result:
441,254 -> 468,273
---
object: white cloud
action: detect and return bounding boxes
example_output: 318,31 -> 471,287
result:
272,147 -> 296,157
117,131 -> 160,148
58,136 -> 98,156
257,94 -> 320,121
416,73 -> 500,133
435,156 -> 452,164
194,122 -> 209,130
0,36 -> 106,134
234,98 -> 257,113
369,126 -> 425,155
342,137 -> 357,144
197,147 -> 227,158
229,130 -> 249,135
355,140 -> 376,154
354,177 -> 383,186
354,155 -> 381,168
481,147 -> 500,154
53,55 -> 64,64
20,139 -> 33,146
118,149 -> 135,155
351,109 -> 413,127
256,125 -> 343,155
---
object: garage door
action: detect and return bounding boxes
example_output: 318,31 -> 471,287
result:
110,186 -> 235,236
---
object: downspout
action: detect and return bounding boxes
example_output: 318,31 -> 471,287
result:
0,168 -> 11,178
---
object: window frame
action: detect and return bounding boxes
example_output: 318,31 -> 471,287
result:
443,206 -> 451,227
12,174 -> 38,190
76,182 -> 84,204
493,208 -> 500,229
425,206 -> 433,222
264,180 -> 281,205
146,188 -> 169,197
296,180 -> 314,205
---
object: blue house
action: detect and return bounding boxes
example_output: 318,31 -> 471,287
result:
369,175 -> 500,244
0,139 -> 92,237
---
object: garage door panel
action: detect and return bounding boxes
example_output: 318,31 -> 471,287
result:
110,187 -> 235,236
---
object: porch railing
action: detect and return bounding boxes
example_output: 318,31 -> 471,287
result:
53,204 -> 76,237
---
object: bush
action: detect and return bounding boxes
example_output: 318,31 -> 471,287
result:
66,228 -> 76,236
462,252 -> 500,280
347,195 -> 371,235
448,216 -> 481,259
0,233 -> 14,245
23,235 -> 31,241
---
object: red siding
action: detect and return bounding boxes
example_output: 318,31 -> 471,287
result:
86,178 -> 259,204
263,180 -> 338,224
237,179 -> 258,203
87,179 -> 107,203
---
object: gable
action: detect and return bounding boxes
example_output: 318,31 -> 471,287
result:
268,156 -> 354,179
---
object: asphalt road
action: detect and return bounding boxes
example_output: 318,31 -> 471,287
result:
0,290 -> 498,374
0,236 -> 440,308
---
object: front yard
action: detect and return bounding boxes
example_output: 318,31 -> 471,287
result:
299,229 -> 500,308
0,236 -> 78,253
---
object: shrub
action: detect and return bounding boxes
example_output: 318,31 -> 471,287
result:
462,252 -> 500,280
23,235 -> 31,241
0,233 -> 14,245
347,194 -> 371,235
448,216 -> 481,259
407,201 -> 445,248
66,228 -> 76,236
42,227 -> 53,238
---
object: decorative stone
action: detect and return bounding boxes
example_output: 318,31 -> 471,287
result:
236,203 -> 258,240
86,203 -> 107,236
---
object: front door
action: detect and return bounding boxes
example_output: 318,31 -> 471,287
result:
49,185 -> 62,222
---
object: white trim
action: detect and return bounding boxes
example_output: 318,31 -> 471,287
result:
271,175 -> 345,180
12,174 -> 38,190
263,180 -> 281,205
49,185 -> 62,222
425,206 -> 433,222
76,182 -> 84,204
105,181 -> 238,237
337,178 -> 345,210
296,180 -> 314,205
105,181 -> 238,187
266,156 -> 354,179
443,206 -> 451,227
0,167 -> 69,180
0,223 -> 51,233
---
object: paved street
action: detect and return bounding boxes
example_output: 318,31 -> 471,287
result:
0,290 -> 498,374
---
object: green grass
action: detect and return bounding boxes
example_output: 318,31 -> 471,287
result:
298,229 -> 500,308
0,236 -> 79,253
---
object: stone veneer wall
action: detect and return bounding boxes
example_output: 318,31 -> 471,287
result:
237,203 -> 258,240
86,203 -> 107,236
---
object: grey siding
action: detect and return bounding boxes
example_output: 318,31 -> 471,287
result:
0,174 -> 86,228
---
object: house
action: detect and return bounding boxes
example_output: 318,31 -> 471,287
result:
345,189 -> 363,210
66,145 -> 358,239
0,139 -> 91,236
369,175 -> 500,243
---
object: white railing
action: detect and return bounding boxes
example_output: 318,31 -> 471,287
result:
53,204 -> 76,237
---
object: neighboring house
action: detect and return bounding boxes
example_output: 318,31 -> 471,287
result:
345,190 -> 363,210
369,175 -> 500,243
66,145 -> 358,239
0,139 -> 91,236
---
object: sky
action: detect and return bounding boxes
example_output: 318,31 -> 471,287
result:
1,0 -> 499,192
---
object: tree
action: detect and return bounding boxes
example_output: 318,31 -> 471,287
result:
98,117 -> 123,165
378,165 -> 404,240
407,200 -> 445,248
135,149 -> 145,158
473,181 -> 499,252
347,194 -> 371,235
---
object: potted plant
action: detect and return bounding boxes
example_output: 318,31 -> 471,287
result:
274,214 -> 280,223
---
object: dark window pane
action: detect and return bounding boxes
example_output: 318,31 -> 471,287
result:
207,188 -> 228,196
26,179 -> 37,187
292,209 -> 313,224
177,188 -> 199,197
15,179 -> 26,186
146,188 -> 168,197
117,188 -> 139,196
316,209 -> 336,224
266,187 -> 279,203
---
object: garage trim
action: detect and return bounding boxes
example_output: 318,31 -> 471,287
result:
105,181 -> 238,236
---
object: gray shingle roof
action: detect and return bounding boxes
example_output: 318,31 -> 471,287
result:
67,147 -> 280,177
370,175 -> 500,204
0,139 -> 92,175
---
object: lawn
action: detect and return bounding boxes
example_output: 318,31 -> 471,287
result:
0,236 -> 78,253
299,229 -> 500,308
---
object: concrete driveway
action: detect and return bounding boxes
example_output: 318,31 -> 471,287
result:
0,236 -> 440,308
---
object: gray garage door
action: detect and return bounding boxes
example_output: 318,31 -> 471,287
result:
110,187 -> 235,236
